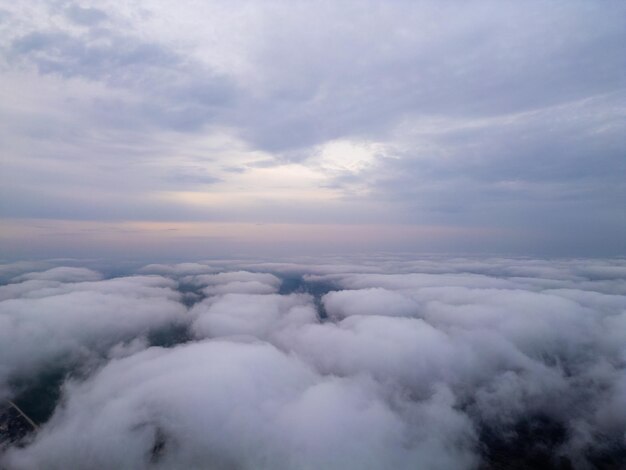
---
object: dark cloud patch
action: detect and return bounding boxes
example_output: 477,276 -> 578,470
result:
9,26 -> 237,133
64,4 -> 108,26
233,2 -> 626,153
160,167 -> 221,187
10,31 -> 178,79
0,8 -> 12,24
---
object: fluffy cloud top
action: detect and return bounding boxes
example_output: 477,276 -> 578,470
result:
1,255 -> 625,469
2,340 -> 476,470
322,288 -> 419,319
183,271 -> 282,296
0,272 -> 186,399
11,267 -> 102,283
191,293 -> 316,339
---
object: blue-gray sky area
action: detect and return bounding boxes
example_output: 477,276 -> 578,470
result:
0,0 -> 625,259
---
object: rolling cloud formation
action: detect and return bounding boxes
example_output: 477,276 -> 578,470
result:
0,256 -> 625,469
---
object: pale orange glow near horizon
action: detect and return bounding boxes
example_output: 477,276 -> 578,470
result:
0,218 -> 510,260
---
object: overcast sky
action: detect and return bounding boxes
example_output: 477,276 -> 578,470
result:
0,0 -> 624,258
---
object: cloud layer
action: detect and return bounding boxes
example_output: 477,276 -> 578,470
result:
1,255 -> 625,469
1,1 -> 625,255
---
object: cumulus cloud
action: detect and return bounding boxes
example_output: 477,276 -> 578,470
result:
1,256 -> 626,469
191,293 -> 316,340
322,288 -> 419,319
2,340 -> 477,470
12,267 -> 102,283
183,271 -> 282,296
138,263 -> 219,277
0,273 -> 187,399
0,261 -> 54,283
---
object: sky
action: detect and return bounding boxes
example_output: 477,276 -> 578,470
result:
1,0 -> 625,259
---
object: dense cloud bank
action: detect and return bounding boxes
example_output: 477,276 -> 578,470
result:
1,256 -> 625,469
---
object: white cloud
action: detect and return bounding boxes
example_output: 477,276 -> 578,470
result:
191,293 -> 316,339
0,273 -> 187,399
1,339 -> 476,470
12,267 -> 102,283
322,287 -> 419,319
183,270 -> 282,296
1,256 -> 626,467
138,263 -> 219,276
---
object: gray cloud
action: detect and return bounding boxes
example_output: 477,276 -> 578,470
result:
0,1 -> 625,254
12,267 -> 102,283
8,26 -> 236,132
64,4 -> 108,26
